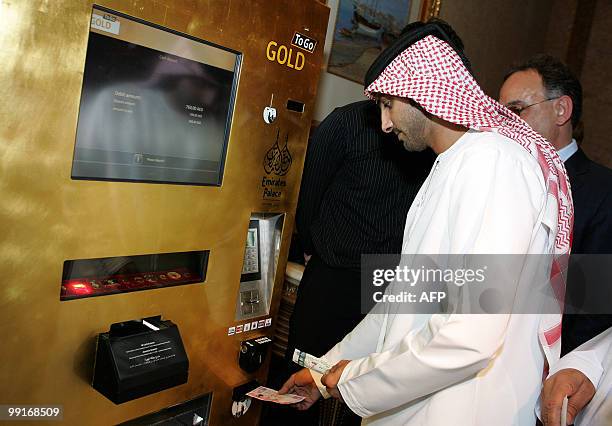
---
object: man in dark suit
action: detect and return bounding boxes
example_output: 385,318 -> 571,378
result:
499,54 -> 612,355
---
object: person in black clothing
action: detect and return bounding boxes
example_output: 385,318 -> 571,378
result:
500,54 -> 612,355
291,100 -> 434,360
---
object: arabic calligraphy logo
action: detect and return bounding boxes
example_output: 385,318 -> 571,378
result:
263,129 -> 292,176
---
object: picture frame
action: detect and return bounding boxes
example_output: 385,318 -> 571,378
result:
327,0 -> 442,84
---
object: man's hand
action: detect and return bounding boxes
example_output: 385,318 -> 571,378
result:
541,368 -> 596,425
279,368 -> 321,410
321,360 -> 350,402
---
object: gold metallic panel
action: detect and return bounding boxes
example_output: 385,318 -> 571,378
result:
0,0 -> 329,424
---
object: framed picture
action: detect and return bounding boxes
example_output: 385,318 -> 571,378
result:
327,0 -> 441,84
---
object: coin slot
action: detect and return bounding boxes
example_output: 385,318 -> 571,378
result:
286,99 -> 305,113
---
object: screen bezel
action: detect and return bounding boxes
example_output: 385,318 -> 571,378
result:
71,5 -> 242,186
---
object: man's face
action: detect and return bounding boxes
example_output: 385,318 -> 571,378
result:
378,95 -> 429,152
499,69 -> 558,143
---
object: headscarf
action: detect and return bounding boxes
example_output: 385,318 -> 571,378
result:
365,35 -> 573,360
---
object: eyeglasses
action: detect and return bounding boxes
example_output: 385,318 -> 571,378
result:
506,97 -> 560,116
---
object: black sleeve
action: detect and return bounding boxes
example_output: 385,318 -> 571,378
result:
296,108 -> 348,255
579,191 -> 612,253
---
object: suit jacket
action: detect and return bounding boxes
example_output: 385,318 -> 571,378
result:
562,148 -> 612,355
565,148 -> 612,253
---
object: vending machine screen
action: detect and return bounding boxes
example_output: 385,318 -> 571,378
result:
72,6 -> 241,185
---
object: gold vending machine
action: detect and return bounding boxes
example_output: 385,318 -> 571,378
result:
0,1 -> 329,424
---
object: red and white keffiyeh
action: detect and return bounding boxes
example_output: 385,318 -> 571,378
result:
365,35 -> 573,359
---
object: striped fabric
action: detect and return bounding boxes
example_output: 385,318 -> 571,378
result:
365,36 -> 573,355
296,101 -> 433,269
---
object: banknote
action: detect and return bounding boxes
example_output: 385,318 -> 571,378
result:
246,386 -> 305,404
292,348 -> 332,374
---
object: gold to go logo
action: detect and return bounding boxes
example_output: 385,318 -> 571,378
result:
266,41 -> 305,71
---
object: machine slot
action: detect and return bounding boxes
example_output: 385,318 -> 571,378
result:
61,250 -> 209,300
120,392 -> 212,425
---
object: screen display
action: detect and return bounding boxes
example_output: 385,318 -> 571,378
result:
241,221 -> 261,281
72,6 -> 241,185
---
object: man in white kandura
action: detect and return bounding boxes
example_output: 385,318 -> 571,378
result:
280,20 -> 573,425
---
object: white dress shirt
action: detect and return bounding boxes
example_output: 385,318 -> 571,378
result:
557,139 -> 578,163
